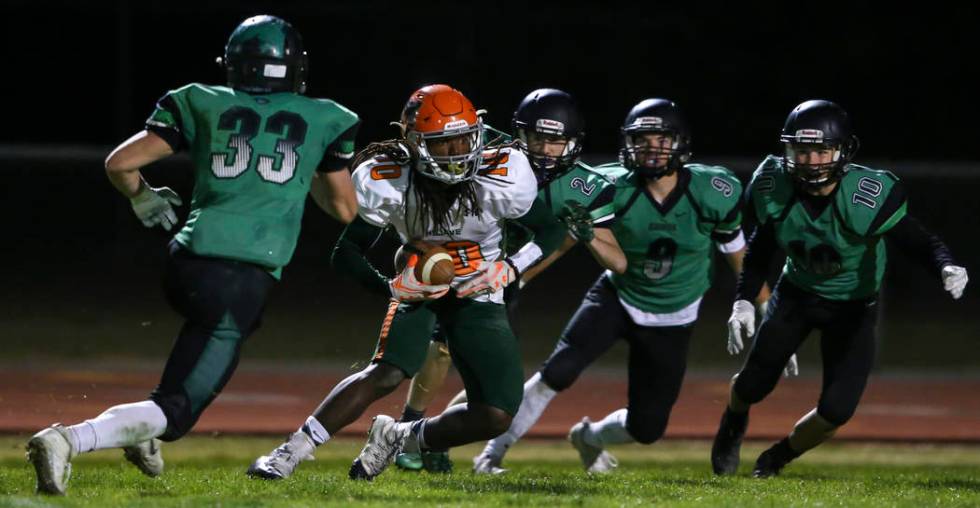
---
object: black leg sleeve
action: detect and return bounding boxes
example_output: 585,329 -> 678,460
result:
624,324 -> 693,444
540,275 -> 629,392
816,302 -> 878,426
733,281 -> 813,405
152,242 -> 275,441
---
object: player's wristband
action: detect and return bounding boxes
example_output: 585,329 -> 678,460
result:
507,241 -> 543,274
716,231 -> 746,253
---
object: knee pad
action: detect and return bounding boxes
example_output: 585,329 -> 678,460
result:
625,410 -> 669,445
540,353 -> 585,392
816,399 -> 857,427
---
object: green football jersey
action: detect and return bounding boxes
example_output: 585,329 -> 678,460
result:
601,163 -> 743,313
145,83 -> 359,277
502,161 -> 616,254
748,155 -> 907,300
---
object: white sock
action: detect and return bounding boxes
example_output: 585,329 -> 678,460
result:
300,416 -> 330,446
484,372 -> 557,458
583,408 -> 634,448
66,401 -> 168,454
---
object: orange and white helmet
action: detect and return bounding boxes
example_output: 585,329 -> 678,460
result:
400,84 -> 485,184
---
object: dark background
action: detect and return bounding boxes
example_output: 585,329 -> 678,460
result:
1,1 -> 977,371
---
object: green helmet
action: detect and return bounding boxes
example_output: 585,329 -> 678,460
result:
223,15 -> 307,94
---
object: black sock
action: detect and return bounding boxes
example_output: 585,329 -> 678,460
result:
401,406 -> 425,422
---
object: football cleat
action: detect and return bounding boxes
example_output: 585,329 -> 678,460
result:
711,408 -> 749,475
26,424 -> 76,495
568,418 -> 619,473
247,432 -> 316,480
752,439 -> 798,478
421,450 -> 453,473
394,451 -> 423,471
349,415 -> 411,481
123,439 -> 164,477
472,450 -> 507,475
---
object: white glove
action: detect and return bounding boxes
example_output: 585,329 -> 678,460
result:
456,260 -> 516,298
727,299 -> 756,355
130,184 -> 183,231
783,353 -> 799,377
388,255 -> 450,302
941,265 -> 968,299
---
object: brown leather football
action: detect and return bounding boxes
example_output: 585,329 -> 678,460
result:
394,242 -> 455,285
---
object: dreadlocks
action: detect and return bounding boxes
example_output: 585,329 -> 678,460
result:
350,139 -> 485,238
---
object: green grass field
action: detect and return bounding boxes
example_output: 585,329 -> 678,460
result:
1,436 -> 978,507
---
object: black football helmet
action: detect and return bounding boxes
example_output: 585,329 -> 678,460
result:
619,98 -> 691,179
512,88 -> 585,184
780,100 -> 860,191
221,15 -> 308,94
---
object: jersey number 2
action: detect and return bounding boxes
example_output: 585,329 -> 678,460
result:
211,107 -> 308,184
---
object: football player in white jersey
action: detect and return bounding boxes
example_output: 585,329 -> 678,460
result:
247,84 -> 586,481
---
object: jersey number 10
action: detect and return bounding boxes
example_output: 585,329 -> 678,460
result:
211,106 -> 308,185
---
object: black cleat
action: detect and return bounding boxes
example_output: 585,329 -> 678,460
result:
752,438 -> 798,478
711,408 -> 749,475
348,458 -> 372,481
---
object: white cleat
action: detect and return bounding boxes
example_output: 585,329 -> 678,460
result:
472,451 -> 507,475
588,449 -> 619,473
248,432 -> 316,480
123,439 -> 164,477
568,418 -> 619,474
27,424 -> 76,495
349,415 -> 411,481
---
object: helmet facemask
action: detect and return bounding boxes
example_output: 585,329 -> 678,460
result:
408,120 -> 485,185
780,130 -> 858,192
621,124 -> 688,179
515,127 -> 582,183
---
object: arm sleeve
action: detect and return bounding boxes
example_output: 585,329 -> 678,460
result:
508,197 -> 566,273
144,93 -> 187,152
588,185 -> 617,228
330,216 -> 391,297
867,179 -> 909,236
735,220 -> 778,301
711,202 -> 743,244
885,214 -> 956,276
318,121 -> 360,173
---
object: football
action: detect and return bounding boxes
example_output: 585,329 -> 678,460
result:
394,242 -> 455,285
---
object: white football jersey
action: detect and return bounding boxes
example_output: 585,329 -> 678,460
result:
352,146 -> 538,303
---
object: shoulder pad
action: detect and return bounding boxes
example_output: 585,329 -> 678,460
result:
590,162 -> 631,184
352,157 -> 409,227
479,146 -> 513,171
476,148 -> 537,220
747,156 -> 793,224
685,164 -> 743,220
835,164 -> 905,236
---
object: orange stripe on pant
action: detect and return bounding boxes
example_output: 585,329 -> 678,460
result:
374,299 -> 401,361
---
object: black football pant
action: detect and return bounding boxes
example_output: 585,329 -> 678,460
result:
540,274 -> 693,444
150,241 -> 275,441
733,279 -> 878,426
